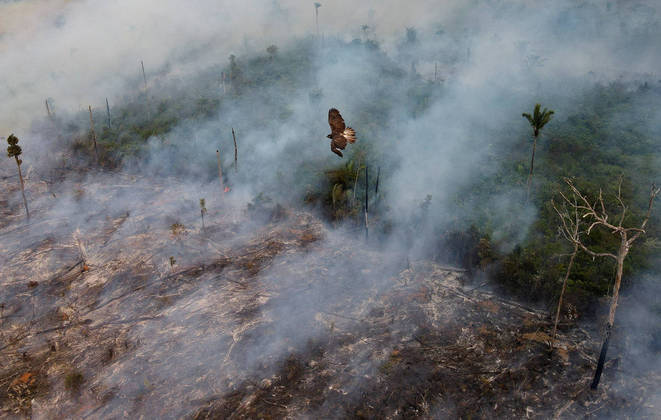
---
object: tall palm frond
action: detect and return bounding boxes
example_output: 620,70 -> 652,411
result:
522,103 -> 554,137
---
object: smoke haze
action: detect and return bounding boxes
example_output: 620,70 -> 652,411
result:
1,0 -> 661,418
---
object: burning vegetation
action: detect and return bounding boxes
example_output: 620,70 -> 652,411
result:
1,0 -> 661,418
0,171 -> 659,418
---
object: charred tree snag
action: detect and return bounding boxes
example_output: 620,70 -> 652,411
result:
141,60 -> 148,89
88,106 -> 99,164
45,99 -> 53,119
216,149 -> 225,193
232,128 -> 238,173
365,164 -> 369,241
106,98 -> 112,128
556,177 -> 660,389
314,3 -> 322,38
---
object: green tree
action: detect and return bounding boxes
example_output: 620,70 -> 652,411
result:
522,103 -> 554,199
6,134 -> 29,220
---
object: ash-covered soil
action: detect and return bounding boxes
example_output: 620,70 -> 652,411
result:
0,171 -> 658,419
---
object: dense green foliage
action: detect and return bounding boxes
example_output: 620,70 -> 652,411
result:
57,34 -> 660,309
479,83 -> 661,304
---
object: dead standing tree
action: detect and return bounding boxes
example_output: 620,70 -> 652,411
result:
557,177 -> 660,389
199,198 -> 207,231
232,128 -> 238,172
45,99 -> 53,119
364,164 -> 369,241
551,196 -> 581,347
88,106 -> 99,163
106,98 -> 112,128
216,149 -> 225,193
314,3 -> 322,38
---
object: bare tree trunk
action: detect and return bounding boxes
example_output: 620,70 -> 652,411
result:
232,128 -> 238,173
15,156 -> 29,220
106,98 -> 112,128
592,250 -> 625,389
552,243 -> 578,346
45,99 -> 52,119
141,60 -> 151,119
365,164 -> 369,241
352,154 -> 362,204
315,8 -> 319,38
608,250 -> 626,326
222,72 -> 226,94
557,178 -> 659,390
591,323 -> 612,389
88,105 -> 99,164
526,136 -> 538,199
216,149 -> 225,193
141,60 -> 148,89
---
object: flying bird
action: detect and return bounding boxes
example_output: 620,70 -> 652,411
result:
327,108 -> 356,158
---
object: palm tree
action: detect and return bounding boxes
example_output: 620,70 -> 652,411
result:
6,134 -> 29,220
522,103 -> 554,199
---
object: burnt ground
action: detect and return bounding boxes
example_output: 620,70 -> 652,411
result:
0,171 -> 659,419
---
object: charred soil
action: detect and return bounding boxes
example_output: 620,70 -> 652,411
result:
0,174 -> 657,419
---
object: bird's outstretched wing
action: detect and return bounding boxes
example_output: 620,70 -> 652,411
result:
328,108 -> 346,134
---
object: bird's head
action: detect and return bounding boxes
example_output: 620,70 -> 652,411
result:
326,134 -> 332,139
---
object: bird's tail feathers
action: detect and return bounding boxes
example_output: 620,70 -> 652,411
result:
344,127 -> 356,143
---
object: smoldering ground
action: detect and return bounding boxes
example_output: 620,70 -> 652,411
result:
2,0 -> 661,418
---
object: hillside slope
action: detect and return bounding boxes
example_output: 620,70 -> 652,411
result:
0,173 -> 657,419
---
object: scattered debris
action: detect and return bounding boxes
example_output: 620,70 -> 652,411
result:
0,174 -> 657,418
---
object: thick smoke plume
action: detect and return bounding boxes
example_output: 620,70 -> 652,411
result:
1,0 -> 660,418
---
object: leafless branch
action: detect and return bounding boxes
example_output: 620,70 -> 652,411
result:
559,177 -> 660,389
554,188 -> 617,260
574,241 -> 617,260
